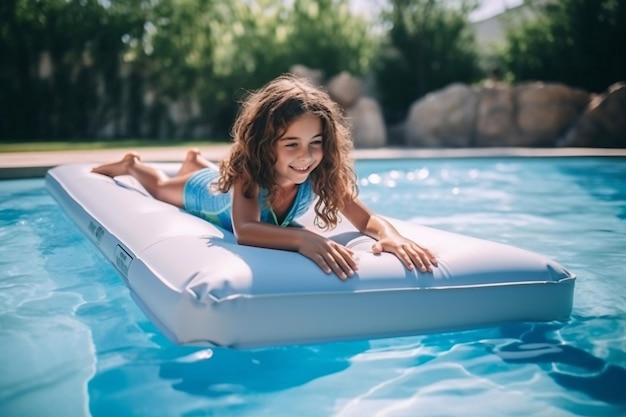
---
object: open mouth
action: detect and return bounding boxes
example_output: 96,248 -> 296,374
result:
290,165 -> 311,173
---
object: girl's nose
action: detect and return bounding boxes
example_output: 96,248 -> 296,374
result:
298,146 -> 313,160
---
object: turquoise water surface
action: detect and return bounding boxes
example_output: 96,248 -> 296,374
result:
1,157 -> 625,417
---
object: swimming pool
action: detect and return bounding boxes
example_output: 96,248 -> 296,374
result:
1,157 -> 625,417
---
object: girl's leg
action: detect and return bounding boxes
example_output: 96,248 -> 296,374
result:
175,148 -> 218,177
92,152 -> 189,207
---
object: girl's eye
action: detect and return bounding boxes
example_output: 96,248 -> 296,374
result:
311,139 -> 323,146
286,143 -> 298,148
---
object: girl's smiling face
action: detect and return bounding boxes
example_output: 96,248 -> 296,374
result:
273,113 -> 324,187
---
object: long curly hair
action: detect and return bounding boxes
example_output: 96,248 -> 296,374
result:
217,74 -> 357,230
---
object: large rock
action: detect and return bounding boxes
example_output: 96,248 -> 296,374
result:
562,82 -> 626,147
475,82 -> 589,146
290,67 -> 387,147
327,72 -> 364,109
346,97 -> 387,148
514,82 -> 589,146
475,86 -> 517,146
405,82 -> 598,147
298,66 -> 626,148
406,83 -> 479,147
290,64 -> 324,87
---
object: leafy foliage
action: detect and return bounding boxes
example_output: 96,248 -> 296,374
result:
4,0 -> 620,141
0,0 -> 145,138
373,0 -> 482,123
200,0 -> 377,134
500,0 -> 626,93
0,0 -> 376,140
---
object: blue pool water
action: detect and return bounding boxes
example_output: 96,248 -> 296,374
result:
1,157 -> 625,417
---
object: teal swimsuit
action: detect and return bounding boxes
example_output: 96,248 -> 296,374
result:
182,167 -> 316,232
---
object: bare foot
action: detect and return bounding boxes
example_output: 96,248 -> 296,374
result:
175,148 -> 213,176
92,152 -> 140,177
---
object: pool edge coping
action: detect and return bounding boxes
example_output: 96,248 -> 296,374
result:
1,146 -> 625,179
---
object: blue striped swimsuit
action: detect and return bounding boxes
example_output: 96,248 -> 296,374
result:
182,167 -> 316,232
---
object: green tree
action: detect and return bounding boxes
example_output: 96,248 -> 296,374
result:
0,0 -> 377,140
374,0 -> 481,124
500,0 -> 626,93
198,0 -> 377,135
0,0 -> 145,139
122,0 -> 217,137
287,0 -> 376,77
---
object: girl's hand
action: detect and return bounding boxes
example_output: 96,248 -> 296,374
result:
371,235 -> 438,273
298,233 -> 358,280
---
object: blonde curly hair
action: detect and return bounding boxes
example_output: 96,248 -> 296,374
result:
217,74 -> 357,229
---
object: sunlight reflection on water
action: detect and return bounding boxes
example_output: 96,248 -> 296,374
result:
1,157 -> 625,417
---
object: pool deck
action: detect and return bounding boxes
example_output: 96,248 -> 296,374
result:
1,145 -> 625,179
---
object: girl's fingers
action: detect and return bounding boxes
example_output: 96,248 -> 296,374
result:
338,245 -> 359,271
305,240 -> 358,280
423,247 -> 438,266
324,246 -> 357,280
394,247 -> 414,271
405,245 -> 435,273
314,239 -> 437,279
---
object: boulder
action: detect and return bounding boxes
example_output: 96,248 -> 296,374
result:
475,86 -> 517,146
294,66 -> 626,149
346,97 -> 387,148
514,82 -> 589,146
405,82 -> 598,147
290,64 -> 324,87
562,82 -> 626,147
405,83 -> 479,147
327,72 -> 364,109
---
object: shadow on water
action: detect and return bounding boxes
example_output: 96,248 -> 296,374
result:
489,321 -> 626,407
157,338 -> 369,397
84,319 -> 369,416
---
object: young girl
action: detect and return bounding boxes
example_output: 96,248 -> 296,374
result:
93,74 -> 437,280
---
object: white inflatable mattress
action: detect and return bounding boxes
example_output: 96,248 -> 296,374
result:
46,163 -> 576,348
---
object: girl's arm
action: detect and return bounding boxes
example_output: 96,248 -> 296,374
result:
231,180 -> 358,280
340,197 -> 438,273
